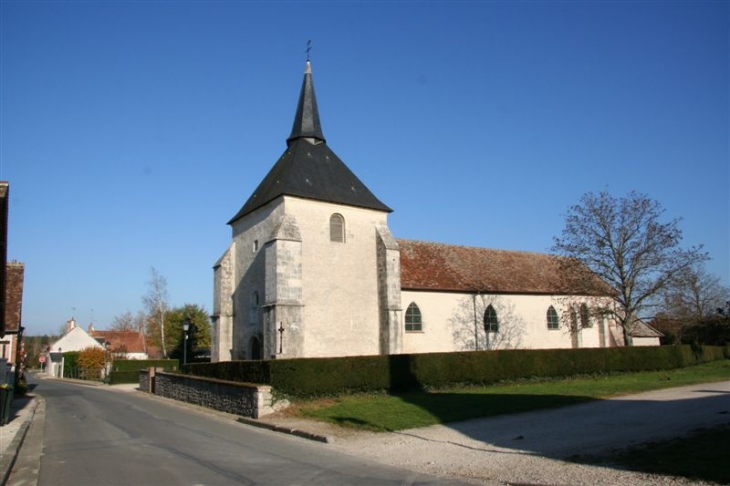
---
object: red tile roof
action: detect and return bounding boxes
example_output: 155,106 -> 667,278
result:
90,330 -> 147,355
398,239 -> 609,295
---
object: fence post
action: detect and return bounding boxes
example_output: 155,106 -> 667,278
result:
148,367 -> 156,394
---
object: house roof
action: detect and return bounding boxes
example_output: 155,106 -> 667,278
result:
398,239 -> 610,295
50,325 -> 102,353
3,261 -> 24,334
90,330 -> 147,354
628,319 -> 664,338
228,62 -> 391,224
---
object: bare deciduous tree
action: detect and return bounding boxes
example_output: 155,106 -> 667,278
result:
142,267 -> 170,357
660,264 -> 729,322
553,190 -> 707,345
110,310 -> 147,332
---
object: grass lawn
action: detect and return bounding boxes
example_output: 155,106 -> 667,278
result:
296,359 -> 730,432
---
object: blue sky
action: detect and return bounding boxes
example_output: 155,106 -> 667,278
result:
1,1 -> 727,336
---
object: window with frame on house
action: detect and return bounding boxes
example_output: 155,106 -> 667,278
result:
484,304 -> 499,333
547,305 -> 560,330
405,302 -> 422,332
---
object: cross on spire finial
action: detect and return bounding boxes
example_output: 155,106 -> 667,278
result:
306,39 -> 312,62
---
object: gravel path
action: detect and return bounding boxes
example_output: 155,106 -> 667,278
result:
267,381 -> 730,485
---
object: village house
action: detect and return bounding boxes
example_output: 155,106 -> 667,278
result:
46,319 -> 150,377
1,261 -> 25,381
212,61 -> 660,362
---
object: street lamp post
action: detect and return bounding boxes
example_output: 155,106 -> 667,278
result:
182,321 -> 190,366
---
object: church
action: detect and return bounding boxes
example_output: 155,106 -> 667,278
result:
211,61 -> 659,362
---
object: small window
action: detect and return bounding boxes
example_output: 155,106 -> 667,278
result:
330,214 -> 345,243
580,303 -> 592,328
405,302 -> 422,332
547,306 -> 560,330
253,240 -> 259,252
484,305 -> 499,333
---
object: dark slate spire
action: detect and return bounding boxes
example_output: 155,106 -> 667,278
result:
228,61 -> 392,225
286,61 -> 325,146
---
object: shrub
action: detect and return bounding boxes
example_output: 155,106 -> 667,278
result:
181,345 -> 727,399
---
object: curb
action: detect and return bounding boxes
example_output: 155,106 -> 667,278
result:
237,417 -> 334,444
0,398 -> 38,486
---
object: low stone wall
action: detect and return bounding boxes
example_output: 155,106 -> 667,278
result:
139,369 -> 275,418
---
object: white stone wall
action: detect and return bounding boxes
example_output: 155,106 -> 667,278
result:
376,225 -> 402,355
229,202 -> 285,359
401,291 -> 617,354
224,196 -> 391,359
632,337 -> 661,347
212,246 -> 234,362
285,197 -> 389,357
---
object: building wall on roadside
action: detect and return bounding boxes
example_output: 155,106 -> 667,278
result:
400,290 -> 616,354
50,326 -> 103,353
219,196 -> 393,360
285,197 -> 389,358
212,246 -> 234,362
632,337 -> 661,347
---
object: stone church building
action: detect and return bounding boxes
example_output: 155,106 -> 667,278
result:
212,62 -> 659,362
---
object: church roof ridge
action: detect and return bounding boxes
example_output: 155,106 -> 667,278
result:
396,238 -> 559,258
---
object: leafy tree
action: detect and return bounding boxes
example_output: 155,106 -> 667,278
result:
142,267 -> 170,357
680,306 -> 730,346
23,334 -> 59,368
110,310 -> 147,332
167,304 -> 212,363
77,346 -> 106,379
553,190 -> 707,345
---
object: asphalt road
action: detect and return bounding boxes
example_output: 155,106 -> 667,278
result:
10,377 -> 471,486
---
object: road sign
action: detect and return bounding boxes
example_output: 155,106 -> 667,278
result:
38,356 -> 46,363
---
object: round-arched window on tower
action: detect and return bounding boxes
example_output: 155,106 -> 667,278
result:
330,214 -> 345,242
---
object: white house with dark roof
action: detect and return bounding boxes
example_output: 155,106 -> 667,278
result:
212,61 -> 660,362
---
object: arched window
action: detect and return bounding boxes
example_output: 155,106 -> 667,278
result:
484,305 -> 499,333
405,302 -> 422,332
580,303 -> 592,328
330,213 -> 345,243
547,306 -> 560,330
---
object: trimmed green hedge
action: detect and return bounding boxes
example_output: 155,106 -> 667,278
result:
108,370 -> 140,385
62,351 -> 80,378
184,345 -> 727,399
111,359 -> 179,372
108,360 -> 179,384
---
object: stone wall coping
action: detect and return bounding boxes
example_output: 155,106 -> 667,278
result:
156,371 -> 271,391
